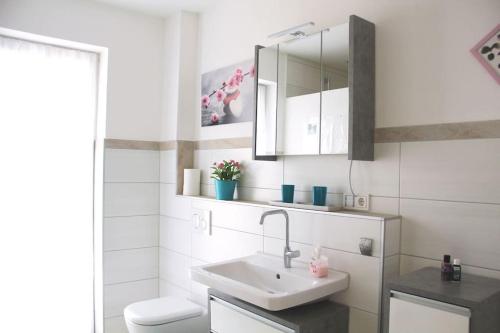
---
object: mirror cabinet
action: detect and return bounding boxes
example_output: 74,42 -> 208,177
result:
253,15 -> 374,161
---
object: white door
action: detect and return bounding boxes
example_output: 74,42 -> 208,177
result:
389,291 -> 470,333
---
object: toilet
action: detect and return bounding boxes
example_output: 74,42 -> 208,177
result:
124,297 -> 207,333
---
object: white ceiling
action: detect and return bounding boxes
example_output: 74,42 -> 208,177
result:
93,0 -> 216,17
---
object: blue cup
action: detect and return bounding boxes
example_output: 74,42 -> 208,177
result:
281,184 -> 295,203
313,186 -> 327,206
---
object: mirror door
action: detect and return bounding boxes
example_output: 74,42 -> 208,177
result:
254,45 -> 278,157
276,32 -> 322,155
320,23 -> 349,154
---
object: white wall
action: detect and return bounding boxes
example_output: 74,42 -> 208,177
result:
160,14 -> 181,141
194,0 -> 500,140
160,11 -> 199,141
161,4 -> 500,333
0,0 -> 165,141
103,148 -> 160,333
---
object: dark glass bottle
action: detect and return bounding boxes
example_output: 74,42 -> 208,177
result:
452,258 -> 462,282
441,255 -> 453,281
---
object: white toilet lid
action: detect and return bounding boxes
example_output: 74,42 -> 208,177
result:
124,297 -> 203,326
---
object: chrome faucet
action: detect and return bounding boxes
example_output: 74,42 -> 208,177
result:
259,209 -> 301,268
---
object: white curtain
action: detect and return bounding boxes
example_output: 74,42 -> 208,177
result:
0,35 -> 98,332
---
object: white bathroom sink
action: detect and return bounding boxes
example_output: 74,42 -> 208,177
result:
190,253 -> 349,311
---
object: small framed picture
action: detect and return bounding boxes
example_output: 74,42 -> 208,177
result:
470,24 -> 500,84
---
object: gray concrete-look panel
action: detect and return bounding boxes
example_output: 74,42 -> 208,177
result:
349,15 -> 375,161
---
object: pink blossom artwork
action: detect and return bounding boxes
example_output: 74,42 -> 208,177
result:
470,24 -> 500,84
215,89 -> 226,102
201,95 -> 210,108
201,59 -> 255,126
210,112 -> 219,124
249,65 -> 256,78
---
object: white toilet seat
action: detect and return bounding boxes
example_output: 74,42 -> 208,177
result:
124,297 -> 203,326
124,297 -> 207,333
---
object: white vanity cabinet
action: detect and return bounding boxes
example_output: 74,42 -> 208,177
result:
210,297 -> 294,333
388,291 -> 470,333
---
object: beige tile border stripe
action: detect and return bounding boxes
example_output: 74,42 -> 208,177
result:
104,139 -> 160,150
159,140 -> 177,150
104,119 -> 500,150
375,120 -> 500,143
194,137 -> 253,150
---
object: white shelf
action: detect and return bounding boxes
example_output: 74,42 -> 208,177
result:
268,200 -> 341,212
177,194 -> 400,221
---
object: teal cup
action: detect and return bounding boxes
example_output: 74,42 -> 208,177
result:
313,186 -> 327,206
281,184 -> 295,203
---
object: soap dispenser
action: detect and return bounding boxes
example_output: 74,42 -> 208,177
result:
309,247 -> 328,278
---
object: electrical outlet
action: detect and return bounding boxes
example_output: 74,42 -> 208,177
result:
192,208 -> 211,235
343,194 -> 370,211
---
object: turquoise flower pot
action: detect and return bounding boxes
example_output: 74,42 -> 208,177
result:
215,179 -> 237,200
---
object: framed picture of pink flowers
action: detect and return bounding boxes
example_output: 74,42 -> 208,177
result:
201,59 -> 255,126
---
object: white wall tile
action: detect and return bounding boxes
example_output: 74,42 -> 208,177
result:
351,143 -> 400,198
159,278 -> 191,299
159,216 -> 191,256
325,248 -> 381,314
236,186 -> 282,202
401,198 -> 500,270
313,214 -> 382,257
159,183 -> 192,219
399,254 -> 441,275
400,139 -> 500,204
190,257 -> 210,307
201,183 -> 215,197
159,150 -> 177,184
283,143 -> 400,197
283,154 -> 348,194
239,157 -> 283,190
104,279 -> 158,318
104,183 -> 159,217
104,215 -> 158,251
384,218 -> 401,257
159,247 -> 191,290
370,196 -> 399,215
193,199 -> 264,234
191,226 -> 262,263
349,308 -> 378,333
400,254 -> 500,279
104,316 -> 128,333
263,209 -> 383,256
263,236 -> 314,263
104,247 -> 158,285
262,209 -> 313,245
105,149 -> 159,183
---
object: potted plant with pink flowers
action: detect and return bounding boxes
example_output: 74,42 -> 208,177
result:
211,160 -> 241,200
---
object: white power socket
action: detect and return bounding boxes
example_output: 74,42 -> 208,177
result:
192,208 -> 211,235
343,194 -> 370,211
